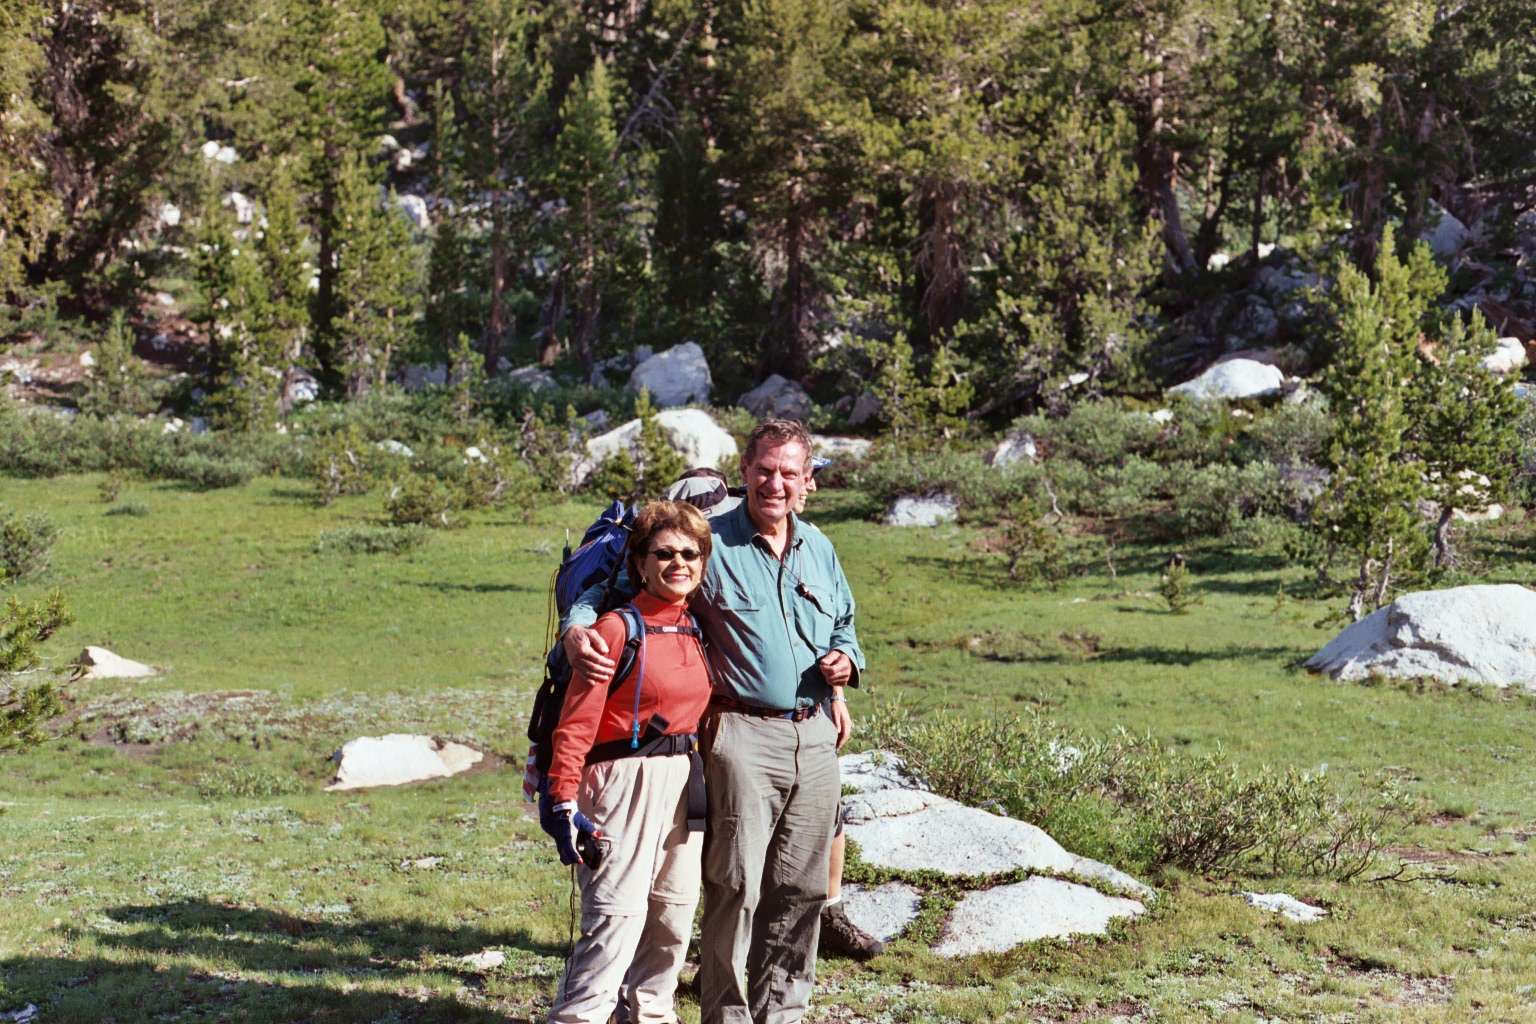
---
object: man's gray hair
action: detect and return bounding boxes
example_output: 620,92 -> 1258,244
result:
743,419 -> 813,466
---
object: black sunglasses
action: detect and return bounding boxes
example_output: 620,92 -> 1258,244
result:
649,547 -> 702,563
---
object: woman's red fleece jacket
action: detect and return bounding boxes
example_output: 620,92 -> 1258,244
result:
546,591 -> 713,803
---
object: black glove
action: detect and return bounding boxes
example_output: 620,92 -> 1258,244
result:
538,793 -> 602,867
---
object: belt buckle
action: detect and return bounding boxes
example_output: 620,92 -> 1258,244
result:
787,705 -> 811,723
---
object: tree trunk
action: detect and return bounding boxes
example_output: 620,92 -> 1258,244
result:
1372,539 -> 1394,610
485,199 -> 507,376
314,148 -> 341,389
1434,505 -> 1456,569
1135,30 -> 1196,276
916,178 -> 965,342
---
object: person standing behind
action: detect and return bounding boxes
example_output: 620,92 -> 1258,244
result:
563,419 -> 864,1024
542,500 -> 716,1024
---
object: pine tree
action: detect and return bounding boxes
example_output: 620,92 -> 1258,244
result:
459,0 -> 549,372
1314,226 -> 1437,619
1408,311 -> 1524,569
331,154 -> 421,398
258,164 -> 313,411
79,311 -> 154,419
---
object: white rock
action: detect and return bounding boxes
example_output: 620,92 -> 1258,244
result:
460,950 -> 506,971
1168,358 -> 1285,401
573,409 -> 737,489
1483,337 -> 1528,375
215,145 -> 239,165
400,363 -> 449,391
463,445 -> 489,464
1207,252 -> 1232,270
883,495 -> 958,527
848,391 -> 882,427
1150,408 -> 1175,424
739,374 -> 813,421
378,133 -> 401,152
0,1004 -> 39,1023
1425,203 -> 1469,259
285,370 -> 320,405
161,417 -> 184,434
157,202 -> 182,228
839,751 -> 927,794
1243,892 -> 1326,923
327,734 -> 484,791
842,786 -> 1150,897
222,191 -> 255,224
506,364 -> 557,391
986,431 -> 1037,467
79,351 -> 97,369
377,440 -> 414,459
1305,584 -> 1536,689
810,435 -> 872,461
74,647 -> 156,680
841,883 -> 922,944
395,193 -> 430,231
199,140 -> 221,161
629,342 -> 712,408
935,878 -> 1144,956
156,292 -> 176,308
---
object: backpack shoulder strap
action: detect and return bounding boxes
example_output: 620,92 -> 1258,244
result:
610,604 -> 644,693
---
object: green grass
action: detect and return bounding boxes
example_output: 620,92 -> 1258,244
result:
3,474 -> 1536,1021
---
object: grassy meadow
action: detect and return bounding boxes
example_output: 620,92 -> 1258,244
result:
4,473 -> 1536,1022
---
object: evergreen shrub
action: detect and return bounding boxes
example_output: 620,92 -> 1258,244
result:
313,525 -> 429,556
0,511 -> 58,582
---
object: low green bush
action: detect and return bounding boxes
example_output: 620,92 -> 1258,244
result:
863,702 -> 1404,880
194,764 -> 304,799
105,501 -> 150,518
0,510 -> 58,582
313,525 -> 430,556
165,453 -> 258,490
385,474 -> 459,528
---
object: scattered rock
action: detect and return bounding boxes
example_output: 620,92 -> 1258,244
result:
462,446 -> 489,465
157,202 -> 182,228
848,391 -> 882,427
883,495 -> 958,527
839,750 -> 926,794
284,369 -> 320,406
460,950 -> 506,971
841,784 -> 1149,897
1168,358 -> 1285,401
200,140 -> 238,164
403,856 -> 442,870
327,734 -> 484,791
1305,584 -> 1536,689
986,431 -> 1037,467
505,364 -> 557,391
1149,408 -> 1175,424
1232,296 -> 1281,344
162,417 -> 185,434
377,439 -> 414,459
1243,891 -> 1326,923
1424,203 -> 1469,259
0,1004 -> 39,1023
934,878 -> 1145,956
809,435 -> 873,462
840,883 -> 922,944
394,193 -> 430,231
222,191 -> 255,225
73,647 -> 157,681
1483,337 -> 1528,375
79,351 -> 96,369
400,363 -> 448,391
739,374 -> 814,421
573,409 -> 738,489
582,409 -> 611,431
629,342 -> 711,408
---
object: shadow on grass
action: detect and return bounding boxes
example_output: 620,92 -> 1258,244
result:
411,581 -> 536,594
2,899 -> 559,1021
975,643 -> 1301,668
0,951 -> 528,1022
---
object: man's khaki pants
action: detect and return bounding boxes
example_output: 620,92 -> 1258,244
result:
549,754 -> 702,1024
698,709 -> 840,1024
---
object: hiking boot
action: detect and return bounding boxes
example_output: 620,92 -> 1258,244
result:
819,901 -> 885,960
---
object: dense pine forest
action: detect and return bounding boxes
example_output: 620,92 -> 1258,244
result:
3,0 -> 1535,424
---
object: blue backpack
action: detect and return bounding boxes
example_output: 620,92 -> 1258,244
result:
524,501 -> 643,797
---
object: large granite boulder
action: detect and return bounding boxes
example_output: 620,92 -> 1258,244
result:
810,435 -> 873,461
629,342 -> 711,407
1305,585 -> 1536,689
986,430 -> 1038,467
883,495 -> 958,527
1483,337 -> 1528,375
1424,203 -> 1470,259
573,408 -> 738,489
1168,358 -> 1285,401
934,878 -> 1145,956
836,751 -> 1151,956
327,734 -> 484,791
73,647 -> 156,681
739,374 -> 814,421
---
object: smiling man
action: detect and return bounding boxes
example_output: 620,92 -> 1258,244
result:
562,419 -> 864,1024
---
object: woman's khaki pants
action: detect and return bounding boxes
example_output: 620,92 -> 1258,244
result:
549,753 -> 702,1024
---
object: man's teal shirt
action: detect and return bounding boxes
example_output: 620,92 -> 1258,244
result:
562,502 -> 865,710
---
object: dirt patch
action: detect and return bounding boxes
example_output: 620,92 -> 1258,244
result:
1385,845 -> 1506,865
1060,999 -> 1146,1023
1324,951 -> 1453,1007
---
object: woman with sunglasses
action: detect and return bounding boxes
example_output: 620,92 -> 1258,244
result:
544,499 -> 715,1024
